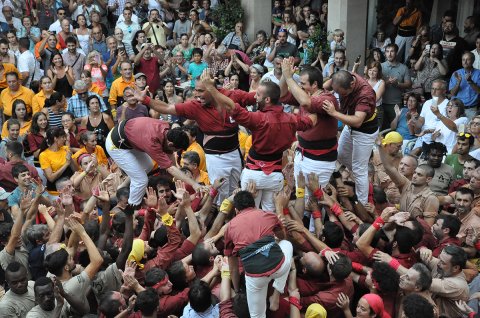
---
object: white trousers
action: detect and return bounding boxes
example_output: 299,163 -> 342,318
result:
106,131 -> 154,205
245,240 -> 293,318
205,150 -> 242,204
338,126 -> 378,204
241,169 -> 284,212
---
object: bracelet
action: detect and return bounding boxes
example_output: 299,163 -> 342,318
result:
289,296 -> 302,310
221,270 -> 231,279
219,199 -> 233,214
312,210 -> 322,219
283,208 -> 290,216
388,258 -> 401,271
320,248 -> 332,257
209,187 -> 218,198
296,187 -> 305,198
330,203 -> 343,216
372,217 -> 385,230
313,188 -> 323,200
143,95 -> 151,105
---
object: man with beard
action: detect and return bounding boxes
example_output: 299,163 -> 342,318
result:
449,158 -> 480,192
0,262 -> 35,316
419,245 -> 469,318
449,52 -> 480,118
423,142 -> 454,196
440,20 -> 468,77
170,10 -> 191,47
204,69 -> 317,210
429,214 -> 462,257
61,36 -> 86,81
463,16 -> 480,51
442,187 -> 480,240
116,86 -> 149,122
27,277 -> 65,317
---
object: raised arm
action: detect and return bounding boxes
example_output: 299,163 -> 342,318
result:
281,58 -> 311,108
133,87 -> 177,115
201,69 -> 236,113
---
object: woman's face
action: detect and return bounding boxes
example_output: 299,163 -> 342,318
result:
322,3 -> 328,13
430,44 -> 440,57
164,82 -> 174,95
53,55 -> 63,66
407,96 -> 418,111
55,133 -> 67,146
41,78 -> 53,92
250,67 -> 259,79
356,298 -> 373,318
180,35 -> 188,46
81,73 -> 92,85
88,98 -> 100,113
80,156 -> 92,171
367,66 -> 378,80
7,33 -> 16,44
283,13 -> 291,22
373,51 -> 381,61
37,114 -> 48,130
56,96 -> 66,110
235,22 -> 243,33
204,34 -> 212,44
447,101 -> 460,119
8,124 -> 20,140
62,115 -> 74,129
77,16 -> 86,26
269,38 -> 276,46
15,103 -> 26,119
230,75 -> 239,89
137,32 -> 146,44
86,135 -> 97,150
256,33 -> 265,44
22,18 -> 32,28
377,32 -> 385,41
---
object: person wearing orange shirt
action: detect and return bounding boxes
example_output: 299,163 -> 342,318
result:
180,125 -> 206,172
393,0 -> 422,63
36,31 -> 62,71
72,130 -> 109,169
108,61 -> 135,110
32,76 -> 56,114
0,72 -> 34,120
0,62 -> 21,90
182,151 -> 210,185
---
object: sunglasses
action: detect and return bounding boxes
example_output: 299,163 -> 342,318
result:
458,132 -> 472,138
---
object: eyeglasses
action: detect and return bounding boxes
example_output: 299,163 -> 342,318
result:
78,91 -> 88,96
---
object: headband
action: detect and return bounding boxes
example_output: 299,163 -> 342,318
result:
77,153 -> 91,166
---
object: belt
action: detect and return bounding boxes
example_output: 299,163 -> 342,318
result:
110,120 -> 133,149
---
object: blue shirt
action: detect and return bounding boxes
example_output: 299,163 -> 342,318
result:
449,68 -> 480,107
16,27 -> 41,52
103,51 -> 117,90
67,92 -> 107,118
188,62 -> 208,87
396,108 -> 416,140
8,185 -> 48,207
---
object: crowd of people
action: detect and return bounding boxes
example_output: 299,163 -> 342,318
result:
1,0 -> 480,317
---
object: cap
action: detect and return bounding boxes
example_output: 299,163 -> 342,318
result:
382,131 -> 403,146
0,187 -> 11,200
305,303 -> 327,318
135,72 -> 147,79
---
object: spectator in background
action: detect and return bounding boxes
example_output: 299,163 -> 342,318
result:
392,0 -> 422,63
473,35 -> 480,70
463,16 -> 480,50
449,51 -> 480,119
221,21 -> 249,52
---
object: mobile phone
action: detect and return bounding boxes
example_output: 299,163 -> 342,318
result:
355,55 -> 361,63
223,77 -> 230,87
425,44 -> 431,51
51,31 -> 56,35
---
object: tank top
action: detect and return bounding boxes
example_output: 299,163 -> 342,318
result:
87,115 -> 110,150
372,79 -> 383,107
54,73 -> 73,98
47,108 -> 64,128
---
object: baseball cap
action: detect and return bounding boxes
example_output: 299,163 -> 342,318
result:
382,131 -> 403,146
135,72 -> 147,79
0,187 -> 11,200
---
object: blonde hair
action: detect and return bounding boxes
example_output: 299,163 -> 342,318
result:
333,29 -> 344,37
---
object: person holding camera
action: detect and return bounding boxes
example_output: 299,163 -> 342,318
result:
143,9 -> 170,49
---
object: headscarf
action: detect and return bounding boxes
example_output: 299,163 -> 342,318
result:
128,239 -> 145,269
305,303 -> 327,318
362,294 -> 391,318
382,131 -> 403,146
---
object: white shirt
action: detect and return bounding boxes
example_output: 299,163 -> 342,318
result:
116,14 -> 139,26
72,4 -> 101,25
473,49 -> 480,70
261,71 -> 300,85
6,16 -> 21,31
418,97 -> 449,144
17,50 -> 42,87
48,20 -> 73,34
435,116 -> 469,153
0,0 -> 13,23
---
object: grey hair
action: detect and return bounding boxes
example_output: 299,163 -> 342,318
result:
73,80 -> 87,91
25,224 -> 49,244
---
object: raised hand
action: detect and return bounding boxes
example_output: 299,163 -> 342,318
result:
200,68 -> 215,87
281,57 -> 295,78
336,293 -> 350,310
274,186 -> 291,208
144,187 -> 158,208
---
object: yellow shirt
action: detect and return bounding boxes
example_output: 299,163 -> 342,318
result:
72,145 -> 108,166
0,63 -> 21,89
1,120 -> 31,139
39,146 -> 70,194
0,85 -> 35,117
197,170 -> 210,185
244,135 -> 252,160
108,76 -> 135,108
32,90 -> 49,114
181,141 -> 206,172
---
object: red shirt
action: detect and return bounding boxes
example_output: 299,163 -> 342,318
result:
137,57 -> 161,93
0,160 -> 39,192
124,118 -> 173,169
231,103 -> 313,155
432,237 -> 461,258
157,288 -> 190,318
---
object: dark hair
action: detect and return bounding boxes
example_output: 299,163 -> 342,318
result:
167,260 -> 188,290
300,66 -> 323,88
18,37 -> 30,50
41,127 -> 67,151
166,128 -> 189,150
34,276 -> 53,291
65,36 -> 77,45
5,141 -> 23,158
395,221 -> 423,253
456,187 -> 475,200
116,187 -> 129,202
427,142 -> 447,157
44,91 -> 65,108
372,186 -> 388,205
411,263 -> 432,291
189,280 -> 212,312
11,163 -> 29,179
385,43 -> 399,53
11,99 -> 30,121
402,293 -> 435,318
145,268 -> 168,287
86,95 -> 101,109
136,288 -> 159,316
323,221 -> 344,248
6,261 -> 26,275
149,226 -> 168,248
31,112 -> 48,135
44,249 -> 69,276
0,38 -> 8,46
465,158 -> 480,168
371,262 -> 399,294
233,191 -> 255,211
192,243 -> 211,266
6,71 -> 19,80
232,291 -> 250,317
183,151 -> 200,167
443,245 -> 467,269
182,125 -> 198,138
331,70 -> 354,89
131,30 -> 146,49
329,253 -> 351,280
260,81 -> 281,105
437,214 -> 461,238
192,47 -> 203,58
49,52 -> 64,67
99,291 -> 123,318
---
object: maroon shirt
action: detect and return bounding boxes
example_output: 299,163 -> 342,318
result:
0,160 -> 39,192
136,57 -> 161,93
432,237 -> 462,258
123,118 -> 173,169
231,103 -> 313,155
